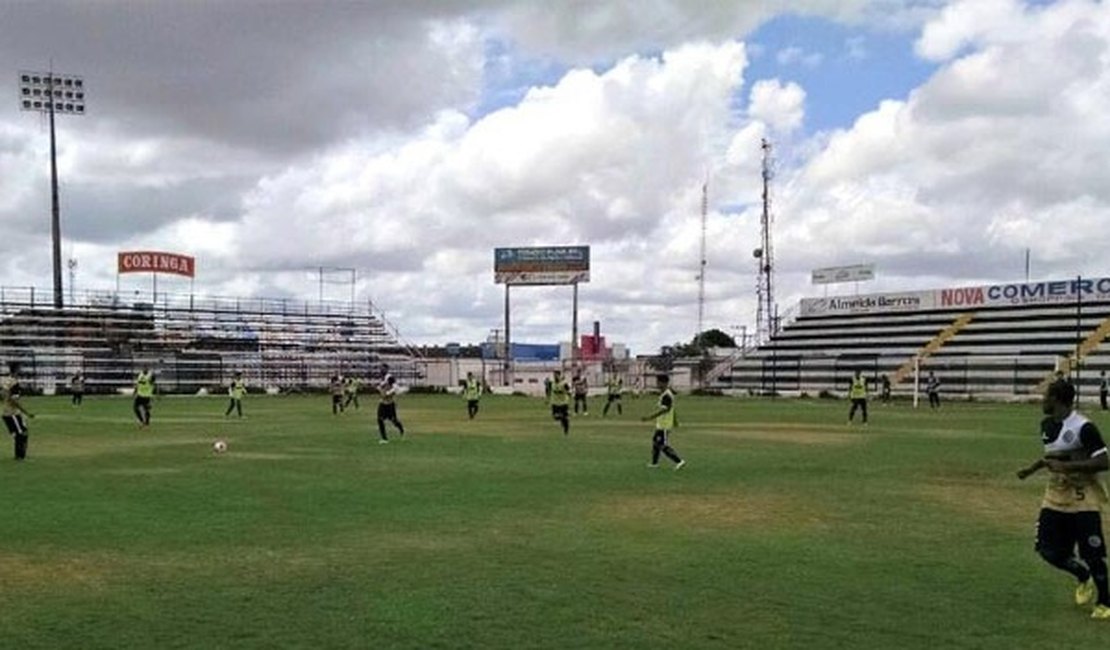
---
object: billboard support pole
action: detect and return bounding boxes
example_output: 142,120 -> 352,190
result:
504,284 -> 511,387
571,281 -> 579,364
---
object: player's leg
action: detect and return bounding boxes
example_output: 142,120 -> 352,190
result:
236,399 -> 243,417
389,406 -> 404,437
603,397 -> 611,416
658,429 -> 682,466
861,399 -> 868,423
137,397 -> 151,425
376,404 -> 389,442
558,405 -> 569,434
1035,509 -> 1091,582
848,399 -> 858,422
225,398 -> 235,416
617,397 -> 622,415
4,416 -> 20,459
15,425 -> 28,460
133,397 -> 145,424
1077,512 -> 1110,610
650,430 -> 664,466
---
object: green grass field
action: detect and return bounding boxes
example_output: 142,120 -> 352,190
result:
1,392 -> 1108,649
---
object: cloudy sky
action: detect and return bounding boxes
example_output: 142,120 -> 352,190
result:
2,0 -> 1108,353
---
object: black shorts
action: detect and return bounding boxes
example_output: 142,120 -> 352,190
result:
332,395 -> 343,405
607,394 -> 622,402
1036,508 -> 1106,560
551,404 -> 569,419
378,403 -> 397,420
134,396 -> 151,408
3,415 -> 27,435
652,429 -> 671,446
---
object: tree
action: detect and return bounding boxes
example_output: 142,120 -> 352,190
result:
661,329 -> 738,359
694,328 -> 736,349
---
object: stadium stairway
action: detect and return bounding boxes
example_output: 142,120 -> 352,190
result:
1036,314 -> 1110,392
890,312 -> 976,384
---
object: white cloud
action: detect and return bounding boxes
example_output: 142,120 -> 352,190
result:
749,79 -> 806,133
7,0 -> 1110,355
776,45 -> 825,67
185,41 -> 759,351
776,0 -> 1110,308
494,1 -> 936,62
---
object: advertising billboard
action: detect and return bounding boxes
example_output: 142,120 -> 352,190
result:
811,264 -> 875,285
799,277 -> 1110,317
117,251 -> 196,278
494,246 -> 590,285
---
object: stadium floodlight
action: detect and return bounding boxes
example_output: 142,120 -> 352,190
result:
18,70 -> 87,309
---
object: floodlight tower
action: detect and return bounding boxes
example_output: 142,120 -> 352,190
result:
754,138 -> 776,343
696,179 -> 708,345
18,70 -> 87,309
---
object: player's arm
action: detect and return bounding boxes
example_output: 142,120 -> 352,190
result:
1044,423 -> 1109,473
1017,458 -> 1046,480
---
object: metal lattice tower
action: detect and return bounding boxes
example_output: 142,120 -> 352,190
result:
754,138 -> 775,343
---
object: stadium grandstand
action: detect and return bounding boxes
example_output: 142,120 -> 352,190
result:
713,276 -> 1110,401
0,286 -> 421,394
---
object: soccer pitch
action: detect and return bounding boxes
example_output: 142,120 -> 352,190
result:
1,394 -> 1107,649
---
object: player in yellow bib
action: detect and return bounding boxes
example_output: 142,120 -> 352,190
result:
376,375 -> 405,443
3,365 -> 35,460
548,370 -> 571,435
642,374 -> 684,470
463,372 -> 482,420
847,370 -> 868,425
602,375 -> 623,417
344,376 -> 362,410
70,372 -> 85,406
225,372 -> 247,418
330,375 -> 345,415
133,368 -> 155,428
1017,379 -> 1110,620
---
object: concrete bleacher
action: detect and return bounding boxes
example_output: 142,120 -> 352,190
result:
0,286 -> 421,393
717,277 -> 1110,401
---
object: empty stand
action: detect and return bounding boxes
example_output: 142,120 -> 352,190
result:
716,283 -> 1110,401
0,286 -> 421,393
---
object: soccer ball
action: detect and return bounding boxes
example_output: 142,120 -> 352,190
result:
213,439 -> 228,454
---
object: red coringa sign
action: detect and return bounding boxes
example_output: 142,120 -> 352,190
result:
117,251 -> 196,278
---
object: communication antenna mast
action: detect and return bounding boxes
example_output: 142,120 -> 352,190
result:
696,178 -> 708,344
754,138 -> 776,343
